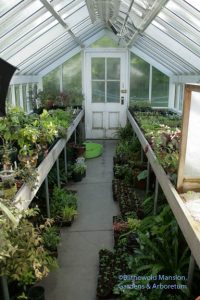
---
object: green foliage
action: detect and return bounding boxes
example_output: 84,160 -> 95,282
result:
116,137 -> 140,160
50,186 -> 78,221
73,163 -> 86,175
42,226 -> 60,251
115,206 -> 190,299
0,205 -> 57,291
115,124 -> 134,140
62,206 -> 77,222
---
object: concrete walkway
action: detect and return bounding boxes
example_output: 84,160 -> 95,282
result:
42,140 -> 119,300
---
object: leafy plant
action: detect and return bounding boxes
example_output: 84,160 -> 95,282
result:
0,206 -> 58,299
73,163 -> 86,175
62,206 -> 77,222
42,226 -> 60,252
115,123 -> 134,140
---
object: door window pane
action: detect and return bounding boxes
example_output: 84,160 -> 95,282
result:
92,58 -> 105,80
92,81 -> 105,103
107,81 -> 120,103
107,58 -> 120,80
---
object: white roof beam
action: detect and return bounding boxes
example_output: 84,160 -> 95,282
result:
85,0 -> 96,23
171,75 -> 200,84
10,75 -> 40,85
40,0 -> 84,48
40,0 -> 67,28
127,0 -> 169,47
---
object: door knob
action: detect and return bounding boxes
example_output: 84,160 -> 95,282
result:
121,96 -> 124,105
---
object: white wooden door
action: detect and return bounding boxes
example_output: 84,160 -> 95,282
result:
84,50 -> 128,139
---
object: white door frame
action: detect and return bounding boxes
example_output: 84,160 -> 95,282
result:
83,48 -> 129,139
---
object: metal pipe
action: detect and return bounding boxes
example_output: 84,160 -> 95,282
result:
119,0 -> 135,37
64,145 -> 67,175
56,159 -> 61,188
45,177 -> 50,218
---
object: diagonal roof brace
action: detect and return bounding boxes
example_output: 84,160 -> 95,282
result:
40,0 -> 84,48
127,0 -> 169,48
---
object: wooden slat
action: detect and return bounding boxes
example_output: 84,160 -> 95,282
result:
128,110 -> 200,268
177,86 -> 191,192
13,110 -> 84,210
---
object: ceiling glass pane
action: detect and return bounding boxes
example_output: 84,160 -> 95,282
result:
184,0 -> 200,11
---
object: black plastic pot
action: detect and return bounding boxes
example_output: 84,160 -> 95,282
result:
73,172 -> 82,182
28,286 -> 45,300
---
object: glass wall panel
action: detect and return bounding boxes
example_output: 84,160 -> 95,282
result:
22,84 -> 27,112
179,84 -> 184,111
91,36 -> 119,48
43,66 -> 61,97
63,53 -> 82,92
130,53 -> 150,104
6,86 -> 12,107
152,67 -> 169,107
14,85 -> 20,106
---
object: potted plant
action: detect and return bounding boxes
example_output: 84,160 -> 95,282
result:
0,169 -> 16,182
0,118 -> 18,170
42,226 -> 60,256
0,207 -> 58,299
73,143 -> 86,158
17,165 -> 39,191
61,206 -> 77,226
18,145 -> 38,168
50,187 -> 78,225
1,178 -> 17,199
72,163 -> 86,182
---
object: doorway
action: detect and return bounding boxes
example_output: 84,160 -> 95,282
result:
84,50 -> 128,139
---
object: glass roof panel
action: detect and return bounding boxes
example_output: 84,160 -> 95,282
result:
184,0 -> 200,11
0,0 -> 22,17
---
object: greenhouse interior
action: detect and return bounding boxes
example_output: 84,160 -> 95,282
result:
1,0 -> 200,299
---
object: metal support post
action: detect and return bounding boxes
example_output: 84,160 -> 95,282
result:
64,145 -> 67,174
1,276 -> 10,300
141,145 -> 144,162
187,254 -> 195,289
45,177 -> 50,218
153,178 -> 159,215
56,158 -> 61,188
146,161 -> 151,195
